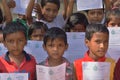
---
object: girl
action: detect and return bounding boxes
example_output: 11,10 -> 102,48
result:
105,8 -> 120,27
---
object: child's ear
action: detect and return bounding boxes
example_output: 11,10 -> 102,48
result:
65,43 -> 68,51
24,40 -> 27,46
25,40 -> 27,46
85,38 -> 89,47
3,41 -> 7,47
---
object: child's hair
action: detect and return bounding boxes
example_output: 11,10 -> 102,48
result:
43,27 -> 67,45
85,24 -> 109,40
0,27 -> 3,33
105,8 -> 120,24
28,21 -> 48,38
66,12 -> 88,31
41,0 -> 60,10
85,8 -> 104,13
0,8 -> 3,23
3,21 -> 27,40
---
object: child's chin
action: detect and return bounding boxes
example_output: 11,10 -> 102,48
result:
47,19 -> 54,22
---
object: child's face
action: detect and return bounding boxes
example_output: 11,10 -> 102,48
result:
3,31 -> 27,56
42,2 -> 59,22
85,32 -> 109,60
107,15 -> 120,27
30,29 -> 46,41
43,38 -> 68,60
70,24 -> 86,32
87,9 -> 104,24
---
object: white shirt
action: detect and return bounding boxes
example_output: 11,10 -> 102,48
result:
37,14 -> 65,29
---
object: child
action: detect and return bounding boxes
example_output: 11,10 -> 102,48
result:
33,0 -> 74,29
105,8 -> 120,27
74,24 -> 115,80
65,12 -> 88,32
114,58 -> 120,80
28,21 -> 48,41
0,22 -> 36,80
86,8 -> 104,24
38,27 -> 74,80
85,0 -> 111,24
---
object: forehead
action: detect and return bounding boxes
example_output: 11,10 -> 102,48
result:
5,31 -> 26,39
88,9 -> 103,13
43,2 -> 58,9
91,32 -> 109,39
110,15 -> 120,20
46,38 -> 65,43
33,29 -> 45,33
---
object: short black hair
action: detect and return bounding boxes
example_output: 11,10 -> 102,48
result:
66,12 -> 88,30
28,21 -> 48,38
43,27 -> 67,45
41,0 -> 60,10
3,21 -> 27,40
85,24 -> 109,40
105,8 -> 120,25
0,8 -> 3,23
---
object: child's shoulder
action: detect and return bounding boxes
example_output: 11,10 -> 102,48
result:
74,57 -> 85,64
63,57 -> 72,64
24,52 -> 36,63
26,53 -> 36,60
105,57 -> 115,63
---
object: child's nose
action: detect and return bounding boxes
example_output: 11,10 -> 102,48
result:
13,42 -> 18,47
53,46 -> 58,51
100,43 -> 104,48
94,13 -> 99,17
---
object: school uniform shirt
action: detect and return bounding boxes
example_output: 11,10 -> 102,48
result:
113,58 -> 120,80
74,50 -> 115,80
38,57 -> 73,80
0,51 -> 36,80
37,14 -> 65,29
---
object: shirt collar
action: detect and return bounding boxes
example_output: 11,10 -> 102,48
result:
84,50 -> 106,62
5,51 -> 31,62
45,57 -> 70,66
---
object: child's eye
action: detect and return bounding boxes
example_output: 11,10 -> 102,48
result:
48,44 -> 53,47
90,12 -> 95,15
46,8 -> 51,12
97,12 -> 103,15
7,40 -> 14,44
58,44 -> 63,47
110,23 -> 116,26
95,40 -> 101,44
118,23 -> 120,27
19,39 -> 24,42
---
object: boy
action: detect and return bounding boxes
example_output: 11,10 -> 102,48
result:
74,24 -> 115,80
0,22 -> 36,80
38,27 -> 75,80
29,0 -> 75,29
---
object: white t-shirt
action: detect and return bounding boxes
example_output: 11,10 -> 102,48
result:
37,14 -> 65,29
